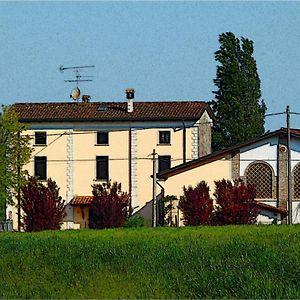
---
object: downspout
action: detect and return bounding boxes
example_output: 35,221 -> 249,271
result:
182,120 -> 186,164
128,126 -> 132,216
156,180 -> 165,199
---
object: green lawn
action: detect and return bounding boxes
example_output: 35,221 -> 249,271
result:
0,226 -> 299,299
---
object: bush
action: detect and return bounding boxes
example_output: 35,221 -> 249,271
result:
20,177 -> 66,231
89,181 -> 130,229
213,179 -> 259,225
124,215 -> 145,228
178,181 -> 213,225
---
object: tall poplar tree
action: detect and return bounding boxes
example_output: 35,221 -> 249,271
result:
0,106 -> 32,220
211,32 -> 267,150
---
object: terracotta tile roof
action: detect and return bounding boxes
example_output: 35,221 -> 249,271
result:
12,101 -> 212,122
70,196 -> 93,206
255,201 -> 287,215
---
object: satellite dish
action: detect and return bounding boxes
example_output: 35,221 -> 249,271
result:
70,87 -> 81,100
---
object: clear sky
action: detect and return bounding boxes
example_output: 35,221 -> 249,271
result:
1,1 -> 300,131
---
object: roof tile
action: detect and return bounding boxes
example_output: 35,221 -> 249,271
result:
12,101 -> 210,122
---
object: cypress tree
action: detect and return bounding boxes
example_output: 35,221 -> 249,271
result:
211,32 -> 266,150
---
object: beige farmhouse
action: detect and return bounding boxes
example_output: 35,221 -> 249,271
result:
11,91 -> 214,229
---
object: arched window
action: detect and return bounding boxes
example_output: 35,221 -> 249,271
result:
293,163 -> 300,198
245,162 -> 273,199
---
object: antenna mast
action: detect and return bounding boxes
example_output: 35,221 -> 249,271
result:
59,65 -> 95,101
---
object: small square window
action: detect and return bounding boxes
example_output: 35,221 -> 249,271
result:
34,156 -> 47,180
35,132 -> 47,145
158,155 -> 171,173
97,132 -> 109,145
159,131 -> 171,144
96,156 -> 109,180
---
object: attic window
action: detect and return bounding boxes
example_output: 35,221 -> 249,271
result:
159,131 -> 171,144
96,131 -> 109,145
35,132 -> 47,145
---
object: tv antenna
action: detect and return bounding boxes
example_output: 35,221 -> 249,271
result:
59,65 -> 95,101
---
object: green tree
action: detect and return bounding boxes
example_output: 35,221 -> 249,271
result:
211,32 -> 267,150
0,105 -> 32,220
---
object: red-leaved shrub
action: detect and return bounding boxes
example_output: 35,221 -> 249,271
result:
89,181 -> 130,229
20,177 -> 66,231
178,181 -> 213,225
213,179 -> 259,225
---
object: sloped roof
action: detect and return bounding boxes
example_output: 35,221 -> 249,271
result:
157,128 -> 300,180
70,196 -> 93,206
255,201 -> 287,215
12,101 -> 212,122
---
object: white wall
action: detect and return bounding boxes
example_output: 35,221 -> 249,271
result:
240,136 -> 278,176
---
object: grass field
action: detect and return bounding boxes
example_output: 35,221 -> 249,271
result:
0,225 -> 299,299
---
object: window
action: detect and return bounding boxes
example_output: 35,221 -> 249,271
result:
245,162 -> 273,199
293,164 -> 300,198
35,132 -> 47,145
34,156 -> 47,180
158,155 -> 171,173
159,131 -> 171,144
96,156 -> 109,180
96,131 -> 109,145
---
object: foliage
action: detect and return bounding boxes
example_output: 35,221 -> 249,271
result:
159,195 -> 177,227
20,176 -> 66,231
211,32 -> 267,150
89,181 -> 130,229
124,215 -> 145,228
0,105 -> 32,220
213,179 -> 259,225
0,226 -> 299,299
178,181 -> 213,225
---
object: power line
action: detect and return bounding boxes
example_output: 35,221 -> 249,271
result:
22,122 -> 214,138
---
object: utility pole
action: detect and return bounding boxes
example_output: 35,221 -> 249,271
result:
286,106 -> 292,225
17,132 -> 21,231
152,149 -> 158,228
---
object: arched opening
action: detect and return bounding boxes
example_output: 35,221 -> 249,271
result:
245,162 -> 273,199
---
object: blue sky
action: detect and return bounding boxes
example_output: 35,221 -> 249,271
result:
1,1 -> 300,130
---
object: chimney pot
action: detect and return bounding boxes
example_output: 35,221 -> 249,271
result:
125,88 -> 134,112
82,95 -> 91,103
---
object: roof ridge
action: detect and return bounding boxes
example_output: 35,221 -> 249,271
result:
13,100 -> 208,105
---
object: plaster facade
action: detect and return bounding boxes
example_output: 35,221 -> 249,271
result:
9,109 -> 213,229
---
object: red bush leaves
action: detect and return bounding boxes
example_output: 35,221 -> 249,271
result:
89,181 -> 130,229
178,179 -> 259,226
20,177 -> 66,231
179,181 -> 213,225
214,179 -> 259,225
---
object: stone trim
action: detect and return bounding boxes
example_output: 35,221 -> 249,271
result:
198,111 -> 212,157
231,152 -> 240,180
277,143 -> 288,211
191,121 -> 199,159
66,129 -> 74,229
131,128 -> 138,210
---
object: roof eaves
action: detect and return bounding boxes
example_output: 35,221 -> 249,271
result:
18,116 -> 200,123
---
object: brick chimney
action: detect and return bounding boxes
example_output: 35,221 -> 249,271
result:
125,88 -> 135,113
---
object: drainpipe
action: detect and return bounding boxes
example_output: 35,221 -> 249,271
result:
128,126 -> 132,216
182,120 -> 186,164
